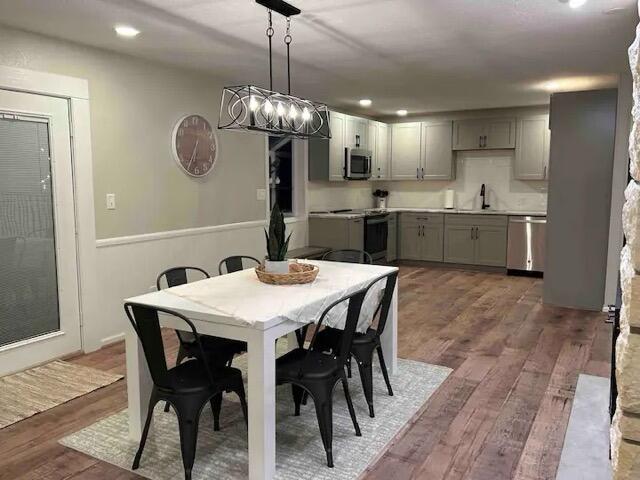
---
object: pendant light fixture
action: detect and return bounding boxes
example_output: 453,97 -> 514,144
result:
218,0 -> 331,139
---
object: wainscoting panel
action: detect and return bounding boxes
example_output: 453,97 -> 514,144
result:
87,218 -> 307,351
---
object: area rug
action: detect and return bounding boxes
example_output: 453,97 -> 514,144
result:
60,359 -> 451,480
0,360 -> 123,429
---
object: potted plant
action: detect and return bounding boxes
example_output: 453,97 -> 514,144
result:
373,189 -> 389,209
264,203 -> 292,273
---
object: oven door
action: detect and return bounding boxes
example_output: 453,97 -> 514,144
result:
365,215 -> 388,262
345,148 -> 371,179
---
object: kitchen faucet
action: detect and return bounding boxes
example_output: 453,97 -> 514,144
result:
480,184 -> 490,210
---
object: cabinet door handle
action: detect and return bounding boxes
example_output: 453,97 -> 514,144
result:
475,227 -> 479,239
479,136 -> 482,148
543,165 -> 547,179
416,167 -> 419,179
421,225 -> 425,236
470,227 -> 474,239
421,167 -> 424,179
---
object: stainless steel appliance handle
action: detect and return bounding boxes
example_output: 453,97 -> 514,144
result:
366,216 -> 388,225
509,219 -> 547,224
345,147 -> 351,178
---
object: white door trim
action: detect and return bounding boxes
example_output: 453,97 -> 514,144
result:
0,65 -> 98,354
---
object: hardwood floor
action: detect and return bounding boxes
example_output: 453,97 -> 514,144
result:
0,264 -> 610,480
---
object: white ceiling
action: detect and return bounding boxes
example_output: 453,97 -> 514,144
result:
0,0 -> 636,117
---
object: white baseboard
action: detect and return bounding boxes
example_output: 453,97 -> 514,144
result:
101,332 -> 125,347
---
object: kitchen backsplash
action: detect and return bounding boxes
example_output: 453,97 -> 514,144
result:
308,150 -> 548,212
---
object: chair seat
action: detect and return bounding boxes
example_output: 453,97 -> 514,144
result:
315,327 -> 378,354
276,348 -> 341,381
164,360 -> 243,393
182,335 -> 247,365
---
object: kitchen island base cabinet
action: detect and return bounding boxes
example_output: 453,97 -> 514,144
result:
443,215 -> 508,267
399,213 -> 444,262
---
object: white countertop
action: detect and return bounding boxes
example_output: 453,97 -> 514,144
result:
308,208 -> 546,219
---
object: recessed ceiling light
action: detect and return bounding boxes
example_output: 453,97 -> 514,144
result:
568,0 -> 587,9
396,109 -> 408,117
114,25 -> 140,38
359,99 -> 372,107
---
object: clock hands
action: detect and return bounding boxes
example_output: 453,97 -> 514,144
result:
188,137 -> 200,170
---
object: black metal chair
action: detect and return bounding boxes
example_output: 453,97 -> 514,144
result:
218,255 -> 261,275
314,270 -> 398,418
124,302 -> 248,480
157,267 -> 247,411
275,270 -> 397,468
322,249 -> 373,265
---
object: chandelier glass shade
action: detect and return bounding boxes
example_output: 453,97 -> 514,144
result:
218,85 -> 330,138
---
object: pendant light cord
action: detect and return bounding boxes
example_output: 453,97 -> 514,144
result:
266,10 -> 274,91
285,17 -> 292,95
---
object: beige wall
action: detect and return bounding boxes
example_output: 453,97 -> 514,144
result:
0,25 -> 266,239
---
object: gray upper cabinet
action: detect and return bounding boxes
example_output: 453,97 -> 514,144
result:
514,114 -> 550,180
345,115 -> 369,149
484,118 -> 516,149
421,121 -> 455,180
452,119 -> 485,151
371,121 -> 391,180
391,122 -> 422,180
453,117 -> 516,151
308,110 -> 346,182
329,112 -> 347,181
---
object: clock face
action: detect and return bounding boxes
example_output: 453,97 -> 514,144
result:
172,114 -> 217,177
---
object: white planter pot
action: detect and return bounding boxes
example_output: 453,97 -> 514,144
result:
264,259 -> 289,274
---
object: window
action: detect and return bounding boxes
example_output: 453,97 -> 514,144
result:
268,136 -> 294,214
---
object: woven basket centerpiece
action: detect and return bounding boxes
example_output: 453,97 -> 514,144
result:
255,262 -> 319,285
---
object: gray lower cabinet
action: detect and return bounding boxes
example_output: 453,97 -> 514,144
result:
474,225 -> 507,266
443,214 -> 508,266
443,225 -> 475,264
309,216 -> 364,251
399,213 -> 444,261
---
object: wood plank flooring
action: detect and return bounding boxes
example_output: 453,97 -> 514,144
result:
0,264 -> 610,480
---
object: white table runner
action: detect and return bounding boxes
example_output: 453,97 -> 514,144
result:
165,261 -> 394,332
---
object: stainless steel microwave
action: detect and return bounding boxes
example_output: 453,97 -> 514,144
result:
345,147 -> 372,180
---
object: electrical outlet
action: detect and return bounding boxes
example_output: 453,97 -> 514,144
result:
106,193 -> 116,210
256,189 -> 266,201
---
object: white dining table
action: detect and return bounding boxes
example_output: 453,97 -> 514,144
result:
124,260 -> 399,480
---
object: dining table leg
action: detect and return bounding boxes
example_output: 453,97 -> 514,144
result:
247,330 -> 277,480
126,326 -> 152,440
379,282 -> 398,375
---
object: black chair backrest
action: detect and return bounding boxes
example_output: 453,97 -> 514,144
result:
218,255 -> 261,275
368,270 -> 398,338
305,288 -> 366,372
156,266 -> 209,290
124,302 -> 214,390
322,249 -> 373,265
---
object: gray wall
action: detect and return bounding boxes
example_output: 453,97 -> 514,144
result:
0,25 -> 267,239
544,89 -> 618,311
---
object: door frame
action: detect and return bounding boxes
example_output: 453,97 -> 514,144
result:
0,65 -> 97,372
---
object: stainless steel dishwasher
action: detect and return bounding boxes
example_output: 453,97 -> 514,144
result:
507,216 -> 546,273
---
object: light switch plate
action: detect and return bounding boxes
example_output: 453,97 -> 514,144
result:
106,193 -> 116,210
256,189 -> 266,201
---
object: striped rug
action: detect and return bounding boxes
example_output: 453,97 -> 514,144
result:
0,360 -> 123,429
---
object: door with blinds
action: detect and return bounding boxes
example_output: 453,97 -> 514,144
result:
0,89 -> 81,376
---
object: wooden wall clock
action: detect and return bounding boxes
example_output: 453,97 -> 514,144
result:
172,114 -> 218,177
